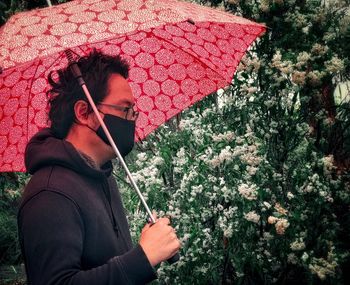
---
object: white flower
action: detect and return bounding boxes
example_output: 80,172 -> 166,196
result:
247,166 -> 258,176
288,253 -> 298,264
311,43 -> 329,56
227,0 -> 240,5
218,215 -> 234,238
223,227 -> 233,238
263,232 -> 274,241
290,239 -> 306,251
309,257 -> 337,280
209,146 -> 234,167
244,211 -> 260,224
235,137 -> 244,144
137,152 -> 147,161
322,155 -> 335,177
221,186 -> 233,202
209,157 -> 221,168
275,218 -> 290,235
247,86 -> 258,94
136,152 -> 148,167
271,50 -> 282,68
152,156 -> 164,166
268,216 -> 278,224
176,147 -> 186,159
174,147 -> 187,172
264,99 -> 276,108
4,189 -> 19,199
302,25 -> 310,34
325,56 -> 345,73
289,11 -> 307,28
217,204 -> 224,211
323,32 -> 336,42
260,0 -> 270,13
207,175 -> 217,183
212,131 -> 235,142
302,252 -> 309,262
178,116 -> 197,130
190,185 -> 203,197
292,71 -> 306,85
274,203 -> 288,215
193,128 -> 204,143
219,146 -> 233,161
264,250 -> 271,257
251,57 -> 261,71
307,70 -> 324,87
238,183 -> 258,200
287,192 -> 294,199
279,65 -> 293,74
296,51 -> 311,68
326,196 -> 334,203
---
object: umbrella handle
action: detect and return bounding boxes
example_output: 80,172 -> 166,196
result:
148,221 -> 180,264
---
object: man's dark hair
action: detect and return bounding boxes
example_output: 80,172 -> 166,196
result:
47,50 -> 130,139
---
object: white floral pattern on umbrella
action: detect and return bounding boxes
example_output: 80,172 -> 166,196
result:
0,0 -> 265,171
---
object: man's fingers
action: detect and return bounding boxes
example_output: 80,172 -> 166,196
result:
142,222 -> 152,233
157,217 -> 170,225
170,231 -> 177,240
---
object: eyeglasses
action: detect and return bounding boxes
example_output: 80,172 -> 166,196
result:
99,103 -> 139,121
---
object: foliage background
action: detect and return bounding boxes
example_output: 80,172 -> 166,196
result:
0,0 -> 349,284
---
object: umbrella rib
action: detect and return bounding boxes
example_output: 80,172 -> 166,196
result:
25,52 -> 64,146
150,21 -> 229,83
27,59 -> 42,149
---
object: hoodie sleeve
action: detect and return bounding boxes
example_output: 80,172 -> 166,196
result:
18,190 -> 157,285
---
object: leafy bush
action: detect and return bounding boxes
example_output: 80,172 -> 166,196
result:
120,92 -> 349,284
0,174 -> 28,284
0,0 -> 349,284
0,174 -> 28,265
117,0 -> 350,284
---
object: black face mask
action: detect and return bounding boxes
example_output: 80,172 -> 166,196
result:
96,114 -> 135,158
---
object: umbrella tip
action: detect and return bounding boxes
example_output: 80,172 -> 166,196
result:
187,18 -> 195,25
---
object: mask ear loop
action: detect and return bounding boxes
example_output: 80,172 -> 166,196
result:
85,109 -> 106,133
74,101 -> 105,133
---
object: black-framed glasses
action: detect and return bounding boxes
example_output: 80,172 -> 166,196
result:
99,103 -> 139,121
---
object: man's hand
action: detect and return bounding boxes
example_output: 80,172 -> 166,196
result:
139,217 -> 181,267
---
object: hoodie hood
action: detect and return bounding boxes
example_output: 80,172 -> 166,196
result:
25,128 -> 112,177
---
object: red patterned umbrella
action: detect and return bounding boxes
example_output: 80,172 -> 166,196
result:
0,0 -> 265,172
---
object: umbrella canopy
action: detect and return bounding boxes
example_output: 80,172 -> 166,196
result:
0,0 -> 265,172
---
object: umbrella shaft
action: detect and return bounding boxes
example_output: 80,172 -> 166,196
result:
80,84 -> 156,224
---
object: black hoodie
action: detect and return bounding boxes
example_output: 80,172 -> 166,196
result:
17,129 -> 157,285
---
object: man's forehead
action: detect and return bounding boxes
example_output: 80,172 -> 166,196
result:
106,73 -> 134,105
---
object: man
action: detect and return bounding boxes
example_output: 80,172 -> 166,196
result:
17,50 -> 180,285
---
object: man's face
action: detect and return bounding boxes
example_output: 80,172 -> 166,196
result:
93,73 -> 136,160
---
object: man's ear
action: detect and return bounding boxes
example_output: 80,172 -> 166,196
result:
74,100 -> 90,124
